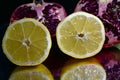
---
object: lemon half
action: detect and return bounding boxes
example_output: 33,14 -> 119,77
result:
2,18 -> 52,66
60,58 -> 106,80
9,64 -> 54,80
56,12 -> 105,59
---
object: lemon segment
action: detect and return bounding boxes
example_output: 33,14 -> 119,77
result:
60,58 -> 106,80
56,12 -> 105,59
2,18 -> 52,66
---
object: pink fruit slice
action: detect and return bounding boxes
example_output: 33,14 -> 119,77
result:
10,0 -> 67,37
95,47 -> 120,80
74,0 -> 120,48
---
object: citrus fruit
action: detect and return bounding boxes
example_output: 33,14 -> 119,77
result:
9,64 -> 54,80
2,18 -> 52,66
60,58 -> 106,80
56,12 -> 105,59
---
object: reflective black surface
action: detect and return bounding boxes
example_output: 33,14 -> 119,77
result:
0,0 -> 79,80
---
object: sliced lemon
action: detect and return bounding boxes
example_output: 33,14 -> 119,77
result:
9,64 -> 54,80
60,58 -> 106,80
2,18 -> 52,66
56,12 -> 105,59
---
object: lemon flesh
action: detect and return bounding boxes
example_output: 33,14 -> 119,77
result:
60,58 -> 106,80
56,12 -> 105,59
2,18 -> 52,66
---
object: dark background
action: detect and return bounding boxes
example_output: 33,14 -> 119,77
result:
0,0 -> 79,25
0,0 -> 79,80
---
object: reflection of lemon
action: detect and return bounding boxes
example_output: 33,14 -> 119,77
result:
60,58 -> 106,80
9,64 -> 54,80
2,18 -> 52,66
56,12 -> 105,59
